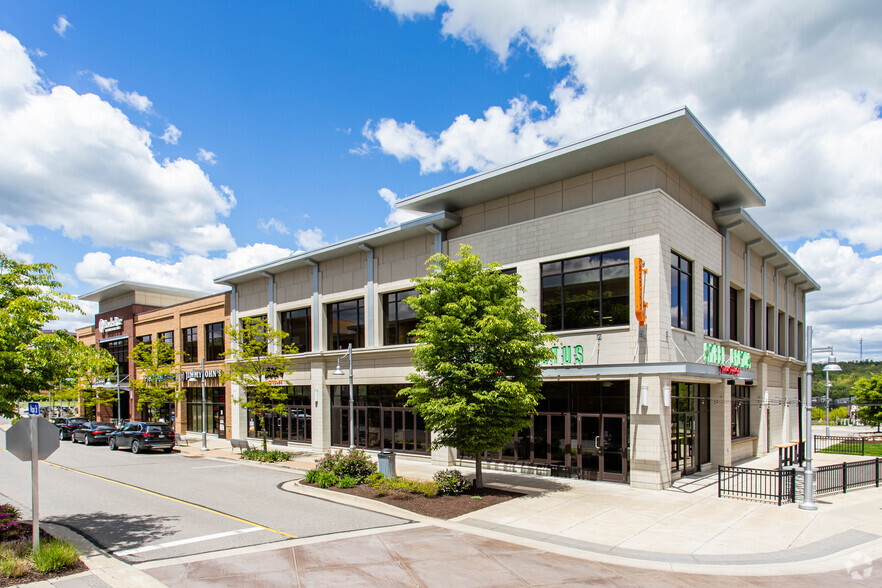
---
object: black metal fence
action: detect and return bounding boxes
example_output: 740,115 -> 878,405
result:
815,458 -> 882,496
814,435 -> 865,455
777,442 -> 803,469
718,466 -> 796,505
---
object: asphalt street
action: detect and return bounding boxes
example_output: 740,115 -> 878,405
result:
0,438 -> 411,563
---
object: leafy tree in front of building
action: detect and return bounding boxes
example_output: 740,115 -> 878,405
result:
853,374 -> 882,431
0,252 -> 82,418
131,339 -> 183,421
401,245 -> 556,489
71,343 -> 119,419
222,316 -> 298,451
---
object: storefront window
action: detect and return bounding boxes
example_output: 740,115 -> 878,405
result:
101,338 -> 129,378
245,386 -> 311,443
670,383 -> 710,475
671,252 -> 692,330
541,249 -> 629,331
280,308 -> 311,352
327,299 -> 364,350
383,289 -> 418,345
186,387 -> 226,437
732,386 -> 751,439
331,384 -> 428,454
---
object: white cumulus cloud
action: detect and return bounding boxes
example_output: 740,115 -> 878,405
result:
295,228 -> 328,251
0,30 -> 236,257
259,218 -> 290,235
161,123 -> 181,144
197,148 -> 217,165
0,222 -> 32,262
91,74 -> 153,113
378,188 -> 424,226
53,16 -> 71,38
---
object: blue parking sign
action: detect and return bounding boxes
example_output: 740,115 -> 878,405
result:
27,402 -> 39,415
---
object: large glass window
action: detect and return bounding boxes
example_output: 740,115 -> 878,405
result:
245,386 -> 311,443
327,299 -> 364,350
136,334 -> 152,346
383,289 -> 418,345
671,383 -> 710,474
541,248 -> 629,331
182,326 -> 198,363
186,387 -> 226,437
158,331 -> 174,364
101,339 -> 129,378
670,252 -> 692,330
205,322 -> 225,361
330,384 -> 427,454
729,287 -> 739,342
703,270 -> 719,338
280,308 -> 311,353
732,386 -> 751,439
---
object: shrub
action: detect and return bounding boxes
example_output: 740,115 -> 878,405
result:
433,469 -> 472,496
314,449 -> 377,483
369,476 -> 438,498
337,476 -> 358,489
311,471 -> 339,489
0,503 -> 25,542
240,449 -> 292,463
0,553 -> 30,578
32,539 -> 80,573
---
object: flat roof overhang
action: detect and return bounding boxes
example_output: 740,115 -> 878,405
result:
713,207 -> 820,293
215,210 -> 461,286
542,362 -> 756,382
396,108 -> 765,214
79,281 -> 212,303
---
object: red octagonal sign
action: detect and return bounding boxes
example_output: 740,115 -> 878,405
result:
4,417 -> 60,462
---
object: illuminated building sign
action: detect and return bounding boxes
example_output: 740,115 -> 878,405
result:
543,344 -> 585,366
703,343 -> 751,369
98,317 -> 123,333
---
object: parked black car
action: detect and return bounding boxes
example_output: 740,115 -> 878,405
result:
108,421 -> 175,453
53,417 -> 89,440
71,422 -> 117,446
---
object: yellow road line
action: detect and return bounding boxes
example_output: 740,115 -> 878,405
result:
44,461 -> 298,539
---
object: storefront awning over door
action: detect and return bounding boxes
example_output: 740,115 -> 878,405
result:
542,362 -> 756,383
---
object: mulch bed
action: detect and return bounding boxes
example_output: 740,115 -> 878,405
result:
301,481 -> 522,519
1,528 -> 87,588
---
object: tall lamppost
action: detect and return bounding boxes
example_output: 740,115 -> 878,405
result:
187,358 -> 208,451
333,343 -> 354,449
824,358 -> 842,437
800,327 -> 839,511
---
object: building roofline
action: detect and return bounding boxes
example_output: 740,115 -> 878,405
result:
79,281 -> 213,303
215,210 -> 460,285
396,107 -> 765,214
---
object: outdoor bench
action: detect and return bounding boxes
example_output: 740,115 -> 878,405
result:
230,438 -> 254,453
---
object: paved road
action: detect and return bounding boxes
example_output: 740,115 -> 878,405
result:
0,439 -> 410,563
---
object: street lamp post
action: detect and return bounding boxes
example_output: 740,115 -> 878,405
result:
333,343 -> 354,449
800,328 -> 839,511
824,359 -> 842,437
116,364 -> 121,424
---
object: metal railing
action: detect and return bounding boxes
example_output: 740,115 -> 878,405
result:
718,466 -> 796,505
815,458 -> 882,496
814,435 -> 865,455
777,442 -> 803,469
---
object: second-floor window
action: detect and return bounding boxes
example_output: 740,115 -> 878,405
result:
280,308 -> 311,353
703,270 -> 719,338
182,326 -> 198,363
729,287 -> 739,342
540,248 -> 629,331
671,252 -> 692,331
383,289 -> 418,345
101,338 -> 129,377
205,322 -> 225,361
158,331 -> 174,364
327,298 -> 364,350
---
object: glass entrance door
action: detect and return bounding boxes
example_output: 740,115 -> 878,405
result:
574,414 -> 627,482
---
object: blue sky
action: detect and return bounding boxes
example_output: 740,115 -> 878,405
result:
1,1 -> 881,360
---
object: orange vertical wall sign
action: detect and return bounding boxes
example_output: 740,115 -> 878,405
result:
634,258 -> 648,326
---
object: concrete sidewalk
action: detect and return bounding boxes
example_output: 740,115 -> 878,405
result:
18,434 -> 882,585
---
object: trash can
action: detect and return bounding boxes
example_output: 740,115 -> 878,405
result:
378,448 -> 396,478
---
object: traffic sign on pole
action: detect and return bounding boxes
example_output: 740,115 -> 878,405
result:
4,416 -> 60,551
27,402 -> 39,416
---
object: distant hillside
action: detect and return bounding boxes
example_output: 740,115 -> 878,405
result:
811,360 -> 882,399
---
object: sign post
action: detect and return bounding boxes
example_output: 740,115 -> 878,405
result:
4,416 -> 60,551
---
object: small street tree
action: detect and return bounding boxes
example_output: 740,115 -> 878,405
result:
223,316 -> 298,451
854,374 -> 882,431
0,252 -> 81,417
401,245 -> 556,489
131,339 -> 183,420
73,344 -> 119,419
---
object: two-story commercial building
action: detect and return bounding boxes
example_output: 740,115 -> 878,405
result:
215,108 -> 817,490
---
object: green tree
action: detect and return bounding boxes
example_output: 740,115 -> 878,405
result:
812,406 -> 824,422
0,252 -> 80,417
854,374 -> 882,431
222,316 -> 298,451
73,344 -> 119,419
830,406 -> 849,424
131,339 -> 183,420
401,245 -> 556,489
